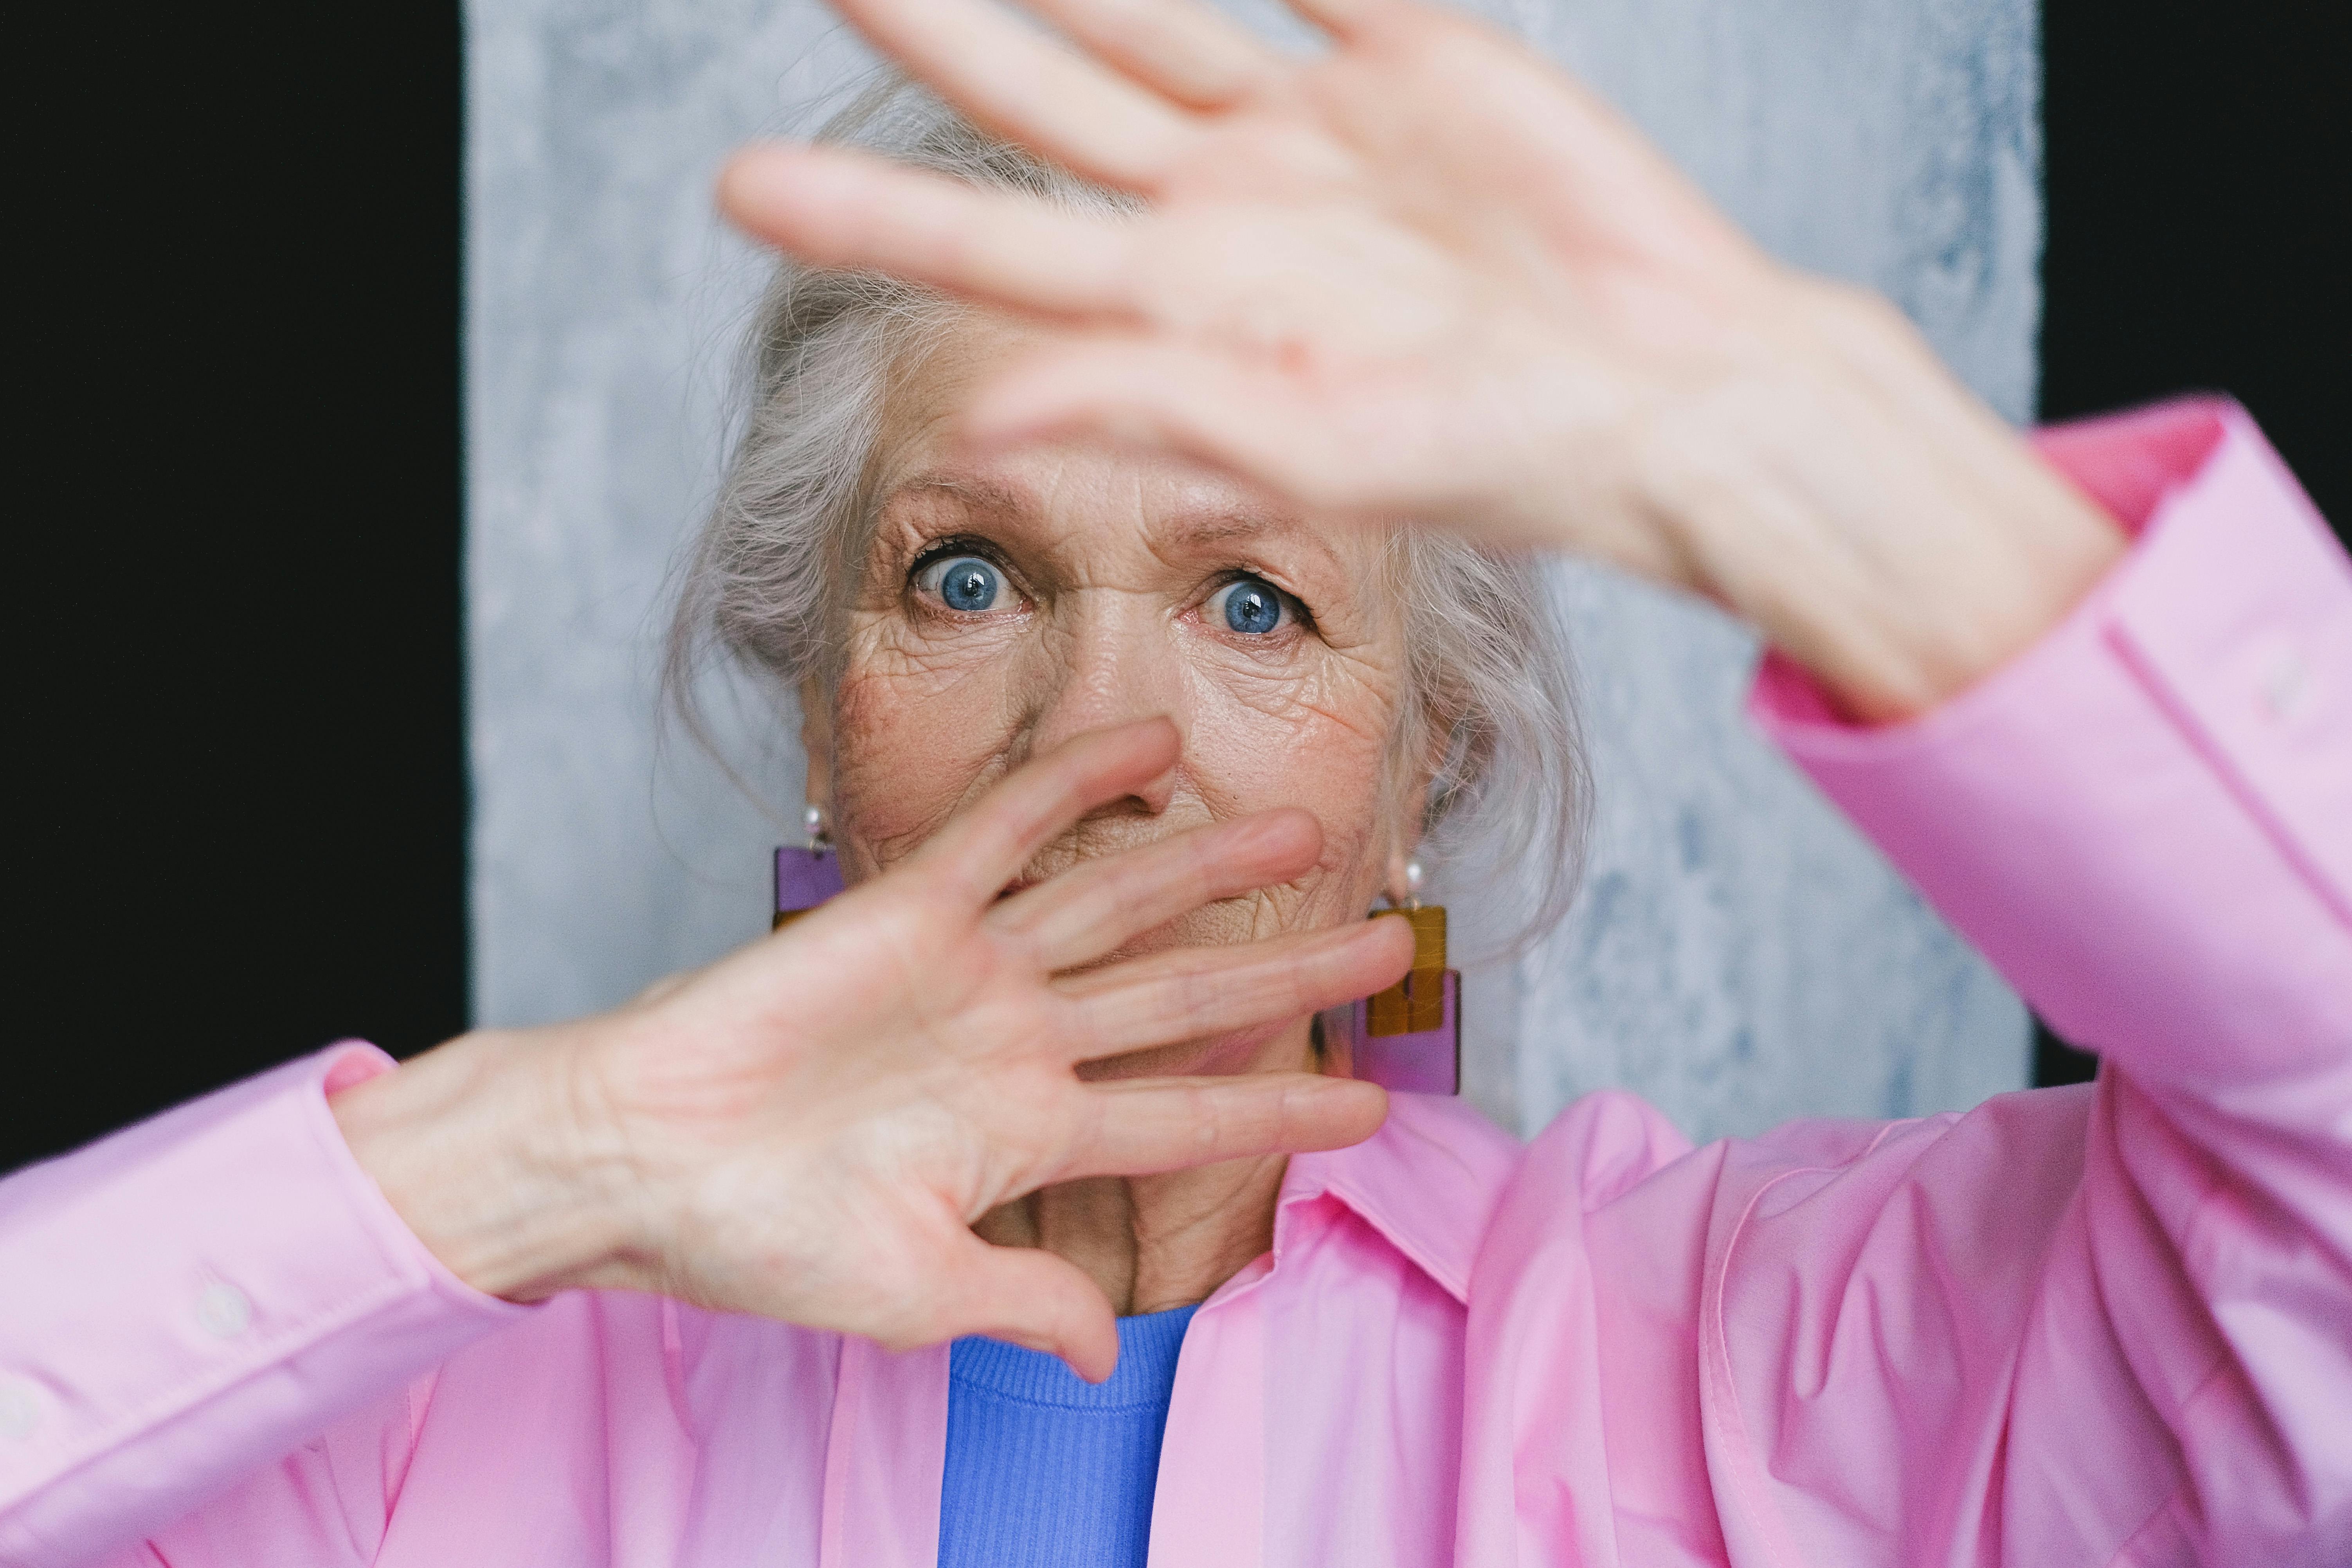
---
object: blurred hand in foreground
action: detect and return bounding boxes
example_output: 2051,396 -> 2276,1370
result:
720,0 -> 2123,721
333,720 -> 1407,1380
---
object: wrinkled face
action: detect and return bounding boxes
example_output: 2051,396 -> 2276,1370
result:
803,313 -> 1421,1078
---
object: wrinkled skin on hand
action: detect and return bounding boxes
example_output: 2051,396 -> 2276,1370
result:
335,721 -> 1409,1380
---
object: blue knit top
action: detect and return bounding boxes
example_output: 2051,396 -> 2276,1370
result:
937,1304 -> 1199,1568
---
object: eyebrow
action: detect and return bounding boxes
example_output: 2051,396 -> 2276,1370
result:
884,473 -> 1344,574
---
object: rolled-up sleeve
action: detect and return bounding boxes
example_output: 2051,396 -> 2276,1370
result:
0,1044 -> 525,1567
1752,397 -> 2350,1087
1733,398 -> 2352,1561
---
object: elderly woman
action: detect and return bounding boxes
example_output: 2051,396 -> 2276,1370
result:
5,0 -> 2347,1563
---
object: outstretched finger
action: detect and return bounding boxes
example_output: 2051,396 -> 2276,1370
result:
1276,0 -> 1403,42
720,144 -> 1136,320
909,718 -> 1185,909
937,1233 -> 1123,1381
1017,0 -> 1281,110
1058,915 -> 1413,1057
828,0 -> 1198,191
988,807 -> 1324,972
1057,1070 -> 1388,1181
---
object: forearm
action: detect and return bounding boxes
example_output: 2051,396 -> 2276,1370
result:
1751,396 -> 2351,1090
0,1047 -> 523,1564
1637,279 -> 2127,723
328,1026 -> 636,1302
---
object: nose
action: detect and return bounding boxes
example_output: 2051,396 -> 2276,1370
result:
1013,592 -> 1184,816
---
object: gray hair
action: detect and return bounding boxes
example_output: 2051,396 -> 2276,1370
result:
669,76 -> 1589,953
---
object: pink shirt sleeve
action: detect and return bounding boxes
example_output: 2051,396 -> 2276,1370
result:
0,1045 -> 524,1566
1734,398 -> 2352,1561
1465,398 -> 2348,1568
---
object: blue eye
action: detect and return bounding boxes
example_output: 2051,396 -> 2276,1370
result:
1212,576 -> 1288,636
922,555 -> 1001,612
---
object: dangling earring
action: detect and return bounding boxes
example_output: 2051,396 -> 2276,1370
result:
1316,859 -> 1461,1095
772,803 -> 845,931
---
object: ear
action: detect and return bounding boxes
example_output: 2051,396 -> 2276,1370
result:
1384,711 -> 1453,903
1385,772 -> 1435,905
798,675 -> 834,822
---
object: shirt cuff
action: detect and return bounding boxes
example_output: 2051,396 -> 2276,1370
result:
0,1043 -> 527,1562
1747,398 -> 2352,1091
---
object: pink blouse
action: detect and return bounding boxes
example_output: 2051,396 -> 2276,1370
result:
2,400 -> 2346,1567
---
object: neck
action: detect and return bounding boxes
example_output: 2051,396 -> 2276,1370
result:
974,1158 -> 1286,1314
971,1017 -> 1315,1314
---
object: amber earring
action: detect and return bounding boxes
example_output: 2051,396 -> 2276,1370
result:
1318,860 -> 1461,1095
772,805 -> 844,931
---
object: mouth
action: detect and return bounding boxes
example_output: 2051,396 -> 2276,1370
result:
996,879 -> 1036,902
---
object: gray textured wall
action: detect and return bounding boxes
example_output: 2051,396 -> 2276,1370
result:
466,0 -> 2035,1143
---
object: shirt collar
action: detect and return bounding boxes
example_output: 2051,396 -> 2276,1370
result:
1278,1093 -> 1522,1304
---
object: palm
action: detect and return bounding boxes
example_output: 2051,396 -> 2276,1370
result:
725,0 -> 1772,560
576,722 -> 1406,1374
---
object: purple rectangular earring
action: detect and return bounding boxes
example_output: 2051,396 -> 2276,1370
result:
773,806 -> 844,930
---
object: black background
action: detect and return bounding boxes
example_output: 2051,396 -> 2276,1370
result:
17,9 -> 466,1168
10,4 -> 2345,1172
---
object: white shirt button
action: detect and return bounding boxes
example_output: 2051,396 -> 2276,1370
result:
195,1282 -> 252,1340
0,1377 -> 41,1441
2259,645 -> 2310,722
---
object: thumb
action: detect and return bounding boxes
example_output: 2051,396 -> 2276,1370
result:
944,1235 -> 1123,1383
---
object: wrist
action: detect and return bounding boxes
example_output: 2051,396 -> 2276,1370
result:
1638,279 -> 2125,722
330,1026 -> 639,1300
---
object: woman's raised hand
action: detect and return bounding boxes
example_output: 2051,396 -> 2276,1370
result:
333,720 -> 1409,1380
719,0 -> 2123,721
723,0 -> 1762,556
